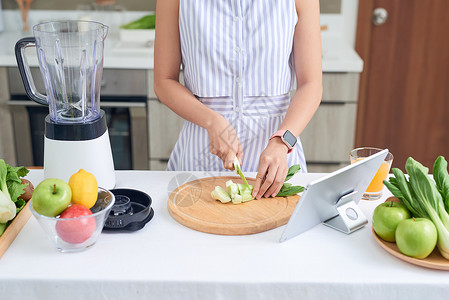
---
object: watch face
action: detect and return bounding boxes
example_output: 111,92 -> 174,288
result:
282,130 -> 297,148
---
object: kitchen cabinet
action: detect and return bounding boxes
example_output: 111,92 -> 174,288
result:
146,71 -> 360,172
147,70 -> 185,170
0,67 -> 16,165
147,100 -> 185,169
301,72 -> 360,172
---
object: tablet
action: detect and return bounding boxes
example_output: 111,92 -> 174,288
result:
280,149 -> 389,242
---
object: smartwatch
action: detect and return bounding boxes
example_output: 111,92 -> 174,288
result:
270,130 -> 297,154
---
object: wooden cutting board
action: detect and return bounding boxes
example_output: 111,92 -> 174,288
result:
0,201 -> 31,259
167,176 -> 300,235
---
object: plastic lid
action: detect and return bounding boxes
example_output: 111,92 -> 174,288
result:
103,188 -> 154,232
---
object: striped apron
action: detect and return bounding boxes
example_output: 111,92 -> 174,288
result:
167,0 -> 307,172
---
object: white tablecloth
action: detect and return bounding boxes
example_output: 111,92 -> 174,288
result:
1,170 -> 448,300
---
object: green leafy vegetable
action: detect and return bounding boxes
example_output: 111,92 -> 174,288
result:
433,156 -> 449,211
0,222 -> 6,236
0,160 -> 19,224
277,185 -> 304,197
384,157 -> 449,259
276,164 -> 304,197
284,165 -> 301,182
120,14 -> 156,30
6,164 -> 29,213
0,159 -> 29,236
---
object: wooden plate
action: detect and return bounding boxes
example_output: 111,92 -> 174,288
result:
0,201 -> 31,259
167,176 -> 300,235
372,228 -> 449,270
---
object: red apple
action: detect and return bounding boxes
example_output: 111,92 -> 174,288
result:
56,204 -> 97,244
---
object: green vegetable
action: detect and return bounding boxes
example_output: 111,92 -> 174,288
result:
211,186 -> 231,203
238,184 -> 254,202
276,165 -> 305,197
0,160 -> 18,224
5,164 -> 28,213
226,180 -> 239,199
0,159 -> 29,231
241,192 -> 254,202
384,157 -> 449,259
232,194 -> 243,204
277,185 -> 304,197
284,165 -> 301,182
0,223 -> 6,236
211,164 -> 304,204
212,180 -> 255,204
120,14 -> 156,30
433,156 -> 449,211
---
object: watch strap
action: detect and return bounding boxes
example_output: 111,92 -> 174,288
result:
270,130 -> 294,154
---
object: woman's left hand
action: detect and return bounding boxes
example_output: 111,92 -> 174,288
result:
252,138 -> 289,199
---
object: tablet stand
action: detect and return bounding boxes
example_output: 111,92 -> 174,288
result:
323,190 -> 368,234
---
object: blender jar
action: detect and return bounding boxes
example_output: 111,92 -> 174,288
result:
15,20 -> 109,123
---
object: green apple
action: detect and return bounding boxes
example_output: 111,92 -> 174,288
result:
32,178 -> 72,217
395,218 -> 437,259
373,201 -> 411,242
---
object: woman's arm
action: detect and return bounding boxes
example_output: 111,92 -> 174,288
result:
253,0 -> 322,198
154,0 -> 243,169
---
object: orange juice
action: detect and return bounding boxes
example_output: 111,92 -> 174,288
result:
351,158 -> 391,192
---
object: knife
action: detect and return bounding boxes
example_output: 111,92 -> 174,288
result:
233,156 -> 251,189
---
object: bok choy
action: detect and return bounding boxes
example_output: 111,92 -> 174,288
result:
384,156 -> 449,259
0,160 -> 18,224
0,159 -> 29,236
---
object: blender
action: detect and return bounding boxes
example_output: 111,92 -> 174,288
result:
15,20 -> 116,189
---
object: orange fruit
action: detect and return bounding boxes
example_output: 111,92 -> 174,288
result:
68,169 -> 98,209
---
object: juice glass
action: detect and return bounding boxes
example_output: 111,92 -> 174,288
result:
350,147 -> 394,200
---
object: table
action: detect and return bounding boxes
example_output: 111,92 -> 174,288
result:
1,170 -> 449,300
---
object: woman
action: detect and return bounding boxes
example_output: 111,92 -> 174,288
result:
154,0 -> 322,199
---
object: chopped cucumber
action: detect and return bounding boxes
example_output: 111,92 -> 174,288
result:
211,186 -> 231,203
232,194 -> 243,204
241,192 -> 254,202
212,182 -> 254,204
237,183 -> 247,193
226,180 -> 239,199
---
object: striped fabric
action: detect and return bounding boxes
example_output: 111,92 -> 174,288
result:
167,94 -> 307,172
178,0 -> 298,97
167,0 -> 307,172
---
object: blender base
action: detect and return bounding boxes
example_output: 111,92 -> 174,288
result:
44,130 -> 116,189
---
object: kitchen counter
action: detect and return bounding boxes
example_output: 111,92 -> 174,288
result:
0,30 -> 155,69
1,170 -> 448,300
0,28 -> 362,72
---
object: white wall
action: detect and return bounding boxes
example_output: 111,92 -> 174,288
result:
0,0 -> 4,32
342,0 -> 359,47
321,0 -> 359,47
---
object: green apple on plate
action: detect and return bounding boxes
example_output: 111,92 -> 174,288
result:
395,217 -> 437,259
373,201 -> 411,242
32,178 -> 72,217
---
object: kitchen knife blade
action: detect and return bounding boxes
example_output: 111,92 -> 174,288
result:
233,157 -> 251,189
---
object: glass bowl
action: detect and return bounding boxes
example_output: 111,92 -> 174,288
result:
30,188 -> 115,252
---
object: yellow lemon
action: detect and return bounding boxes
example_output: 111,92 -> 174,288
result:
68,169 -> 98,209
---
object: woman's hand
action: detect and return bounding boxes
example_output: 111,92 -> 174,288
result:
207,115 -> 243,170
252,138 -> 289,199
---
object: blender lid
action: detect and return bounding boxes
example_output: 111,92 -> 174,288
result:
103,188 -> 154,232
